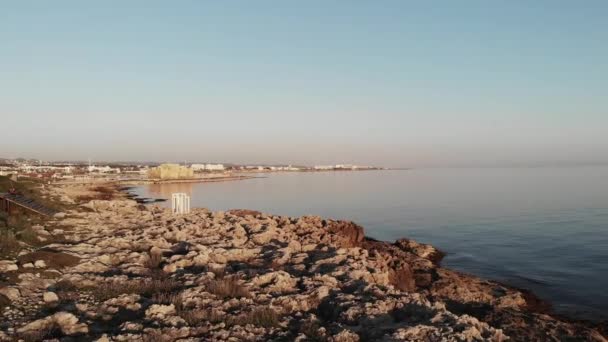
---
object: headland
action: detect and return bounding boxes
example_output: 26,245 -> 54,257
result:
0,182 -> 605,341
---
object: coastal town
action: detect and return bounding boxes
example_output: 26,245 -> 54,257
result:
0,158 -> 385,184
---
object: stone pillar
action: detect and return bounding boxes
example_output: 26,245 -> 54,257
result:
172,193 -> 190,215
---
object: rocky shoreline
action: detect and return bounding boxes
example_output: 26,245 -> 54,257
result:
0,185 -> 606,341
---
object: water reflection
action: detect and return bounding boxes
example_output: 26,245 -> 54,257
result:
147,182 -> 194,200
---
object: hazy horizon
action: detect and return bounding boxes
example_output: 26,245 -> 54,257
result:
2,1 -> 607,167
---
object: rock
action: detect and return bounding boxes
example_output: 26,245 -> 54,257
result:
18,312 -> 88,336
54,311 -> 89,335
0,287 -> 20,301
388,261 -> 416,292
22,263 -> 34,269
43,292 -> 59,303
251,271 -> 298,294
96,334 -> 111,342
227,209 -> 261,217
54,212 -> 67,219
146,304 -> 176,319
0,261 -> 19,272
4,186 -> 603,342
169,241 -> 191,255
395,238 -> 444,263
325,220 -> 365,248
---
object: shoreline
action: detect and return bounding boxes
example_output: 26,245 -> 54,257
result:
116,174 -> 261,186
0,183 -> 605,341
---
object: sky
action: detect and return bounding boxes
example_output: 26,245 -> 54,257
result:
1,1 -> 607,167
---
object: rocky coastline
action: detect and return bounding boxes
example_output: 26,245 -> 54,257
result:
0,185 -> 606,341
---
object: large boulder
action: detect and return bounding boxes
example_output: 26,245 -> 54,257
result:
18,312 -> 88,336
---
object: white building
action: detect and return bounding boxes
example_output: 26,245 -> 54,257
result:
191,163 -> 225,171
335,164 -> 354,169
88,165 -> 120,173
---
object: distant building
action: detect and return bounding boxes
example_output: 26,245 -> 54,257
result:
314,165 -> 334,170
191,163 -> 225,172
148,164 -> 194,179
88,165 -> 120,174
335,164 -> 354,170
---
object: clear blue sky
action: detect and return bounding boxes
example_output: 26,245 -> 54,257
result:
1,1 -> 607,166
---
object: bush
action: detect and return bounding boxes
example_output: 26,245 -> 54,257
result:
151,292 -> 182,308
144,251 -> 163,270
0,230 -> 20,258
91,277 -> 180,301
206,276 -> 251,299
18,226 -> 39,245
180,309 -> 225,326
239,307 -> 280,328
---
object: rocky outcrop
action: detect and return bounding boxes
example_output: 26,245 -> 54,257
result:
0,196 -> 605,341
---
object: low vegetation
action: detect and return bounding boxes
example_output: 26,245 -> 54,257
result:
90,277 -> 180,301
206,276 -> 251,299
0,175 -> 64,211
238,307 -> 280,328
173,304 -> 279,328
0,176 -> 63,257
0,230 -> 20,258
144,250 -> 163,270
75,185 -> 118,203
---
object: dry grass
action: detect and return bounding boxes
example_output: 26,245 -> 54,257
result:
18,226 -> 39,245
206,276 -> 251,299
239,307 -> 280,328
162,299 -> 279,328
150,291 -> 221,327
75,185 -> 117,203
299,320 -> 327,341
150,290 -> 231,328
0,214 -> 45,256
151,292 -> 182,307
0,230 -> 20,258
180,309 -> 226,326
144,251 -> 163,270
209,266 -> 226,278
91,186 -> 115,194
91,277 -> 180,301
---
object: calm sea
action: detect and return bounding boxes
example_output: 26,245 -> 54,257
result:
133,166 -> 608,321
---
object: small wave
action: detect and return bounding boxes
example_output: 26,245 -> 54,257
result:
510,274 -> 551,286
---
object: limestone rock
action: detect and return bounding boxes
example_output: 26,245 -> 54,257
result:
43,292 -> 59,303
3,188 -> 603,342
18,312 -> 88,336
146,304 -> 176,319
0,287 -> 20,301
0,261 -> 18,272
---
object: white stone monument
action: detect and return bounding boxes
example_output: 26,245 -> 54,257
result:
171,193 -> 190,215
